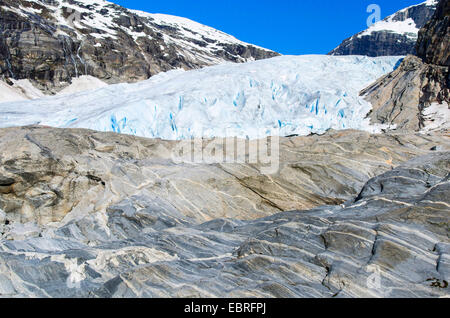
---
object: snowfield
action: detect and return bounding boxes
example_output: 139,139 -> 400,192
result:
0,55 -> 402,140
0,79 -> 44,102
2,0 -> 274,66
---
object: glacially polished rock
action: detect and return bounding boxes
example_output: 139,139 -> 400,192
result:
0,126 -> 448,297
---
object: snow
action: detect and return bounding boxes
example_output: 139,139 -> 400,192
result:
129,10 -> 270,64
0,79 -> 44,102
420,0 -> 438,7
133,11 -> 267,50
11,79 -> 45,99
0,77 -> 106,103
0,55 -> 402,140
358,0 -> 438,39
4,0 -> 274,71
54,0 -> 119,40
421,102 -> 450,132
58,76 -> 108,95
359,18 -> 419,39
0,80 -> 29,102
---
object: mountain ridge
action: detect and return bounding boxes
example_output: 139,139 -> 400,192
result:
329,0 -> 438,57
0,0 -> 278,93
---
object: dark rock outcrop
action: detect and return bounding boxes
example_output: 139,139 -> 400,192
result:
361,0 -> 449,131
329,1 -> 437,57
0,0 -> 278,93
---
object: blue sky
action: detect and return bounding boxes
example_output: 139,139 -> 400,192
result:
113,0 -> 424,55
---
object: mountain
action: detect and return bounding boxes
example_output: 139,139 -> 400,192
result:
361,0 -> 449,132
0,0 -> 449,299
416,0 -> 450,66
329,0 -> 438,57
0,0 -> 278,93
0,55 -> 401,139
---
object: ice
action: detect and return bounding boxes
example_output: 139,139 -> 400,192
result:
6,222 -> 41,241
0,76 -> 105,103
0,55 -> 402,140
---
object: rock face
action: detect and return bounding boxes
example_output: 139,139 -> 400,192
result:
0,0 -> 278,93
329,0 -> 438,57
0,55 -> 402,138
0,126 -> 448,297
361,0 -> 449,131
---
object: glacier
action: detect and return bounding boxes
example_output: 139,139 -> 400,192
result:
0,55 -> 403,140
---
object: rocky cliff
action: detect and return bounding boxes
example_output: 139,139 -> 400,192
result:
361,0 -> 449,131
329,0 -> 438,57
0,0 -> 278,93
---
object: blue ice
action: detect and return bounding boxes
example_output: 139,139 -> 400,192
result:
110,115 -> 121,133
178,96 -> 184,110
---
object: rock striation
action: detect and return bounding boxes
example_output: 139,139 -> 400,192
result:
0,0 -> 278,93
0,126 -> 449,297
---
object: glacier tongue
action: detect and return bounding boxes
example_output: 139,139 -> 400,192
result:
0,55 -> 402,140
